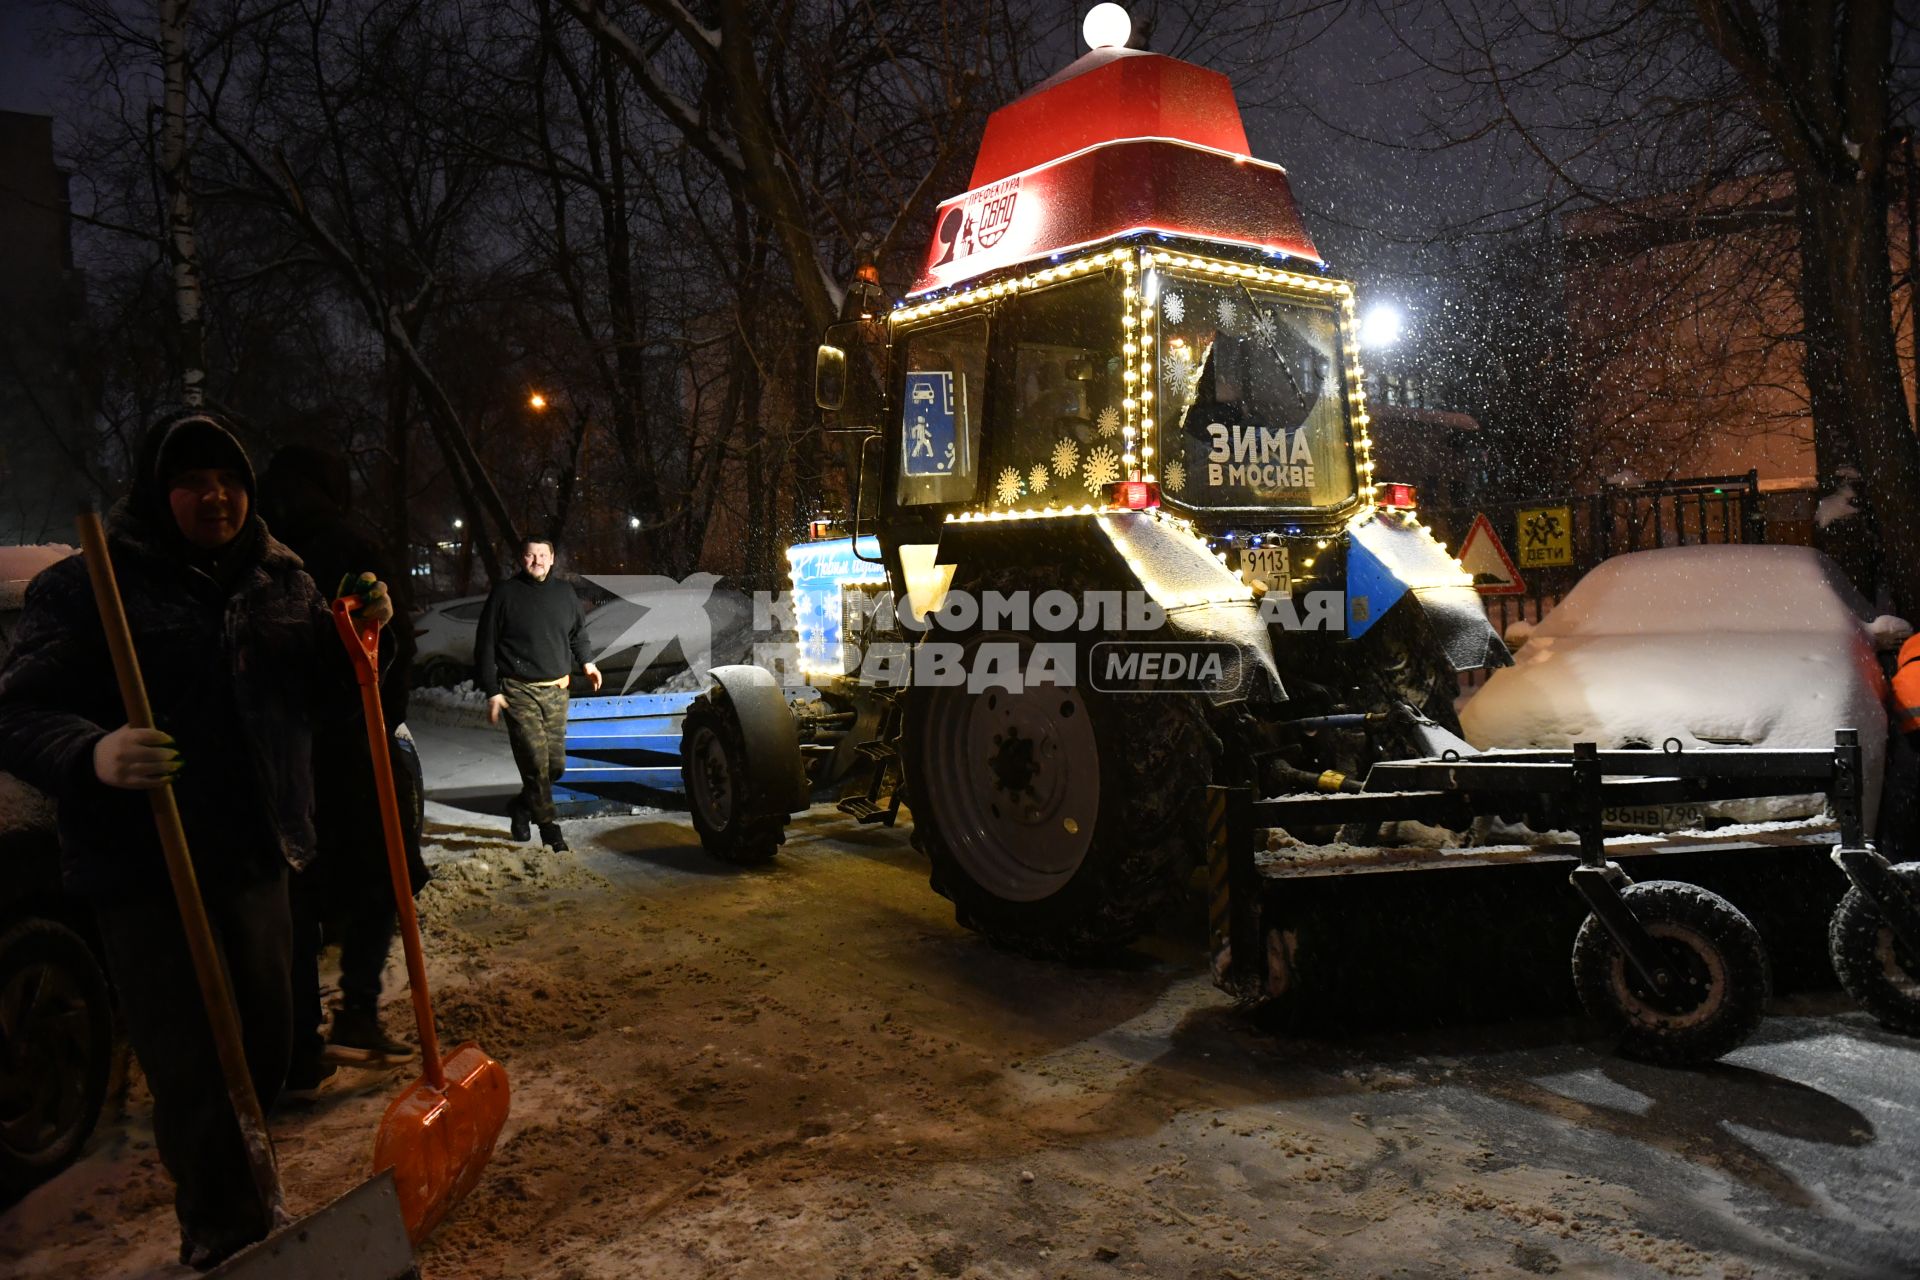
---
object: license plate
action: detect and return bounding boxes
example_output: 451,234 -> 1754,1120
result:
1240,545 -> 1290,593
1602,804 -> 1708,833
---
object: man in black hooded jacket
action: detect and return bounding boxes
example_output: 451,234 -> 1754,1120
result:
0,410 -> 392,1269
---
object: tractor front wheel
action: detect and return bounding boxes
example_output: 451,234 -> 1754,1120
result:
1570,881 -> 1770,1066
681,688 -> 785,866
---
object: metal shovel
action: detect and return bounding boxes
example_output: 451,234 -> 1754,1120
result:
75,506 -> 416,1279
332,596 -> 510,1244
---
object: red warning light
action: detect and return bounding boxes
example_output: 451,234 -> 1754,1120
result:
1376,482 -> 1418,510
1106,480 -> 1161,510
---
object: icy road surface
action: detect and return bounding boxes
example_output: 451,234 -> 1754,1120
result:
2,718 -> 1915,1278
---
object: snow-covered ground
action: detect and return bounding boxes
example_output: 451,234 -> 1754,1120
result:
5,785 -> 1915,1280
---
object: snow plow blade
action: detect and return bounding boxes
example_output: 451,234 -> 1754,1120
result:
1206,731 -> 1873,1064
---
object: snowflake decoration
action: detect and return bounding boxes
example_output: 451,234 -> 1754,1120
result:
994,467 -> 1024,505
1250,309 -> 1277,343
1083,446 -> 1120,490
1051,438 -> 1080,477
1029,464 -> 1051,496
1095,406 -> 1121,438
1162,292 -> 1185,324
1215,297 -> 1238,329
1165,459 -> 1187,493
1165,346 -> 1191,385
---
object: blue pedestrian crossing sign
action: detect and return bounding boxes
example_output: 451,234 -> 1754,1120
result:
903,372 -> 960,476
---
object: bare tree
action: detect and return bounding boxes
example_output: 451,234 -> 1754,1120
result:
1357,0 -> 1919,606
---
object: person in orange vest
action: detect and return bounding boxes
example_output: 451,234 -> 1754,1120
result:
1893,635 -> 1920,741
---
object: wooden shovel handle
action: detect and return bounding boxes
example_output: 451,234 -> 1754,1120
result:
331,599 -> 446,1088
75,505 -> 285,1221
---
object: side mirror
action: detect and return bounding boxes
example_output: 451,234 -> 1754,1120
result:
1503,619 -> 1535,651
815,344 -> 848,411
1869,614 -> 1913,651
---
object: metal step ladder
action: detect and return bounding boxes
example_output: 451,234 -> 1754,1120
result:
836,698 -> 904,826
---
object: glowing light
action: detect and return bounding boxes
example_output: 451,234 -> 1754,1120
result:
1083,2 -> 1131,49
528,392 -> 548,411
1359,304 -> 1403,349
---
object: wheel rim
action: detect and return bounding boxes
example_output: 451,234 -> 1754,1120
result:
1612,924 -> 1724,1026
687,725 -> 734,833
0,958 -> 93,1156
921,638 -> 1100,902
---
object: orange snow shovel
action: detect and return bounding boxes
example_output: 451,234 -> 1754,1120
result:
333,595 -> 510,1244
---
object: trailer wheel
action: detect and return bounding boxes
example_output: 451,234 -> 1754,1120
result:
905,631 -> 1209,960
1828,862 -> 1920,1034
1570,881 -> 1770,1066
681,688 -> 784,865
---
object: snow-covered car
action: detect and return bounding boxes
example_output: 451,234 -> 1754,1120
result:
1461,545 -> 1909,830
0,545 -> 120,1197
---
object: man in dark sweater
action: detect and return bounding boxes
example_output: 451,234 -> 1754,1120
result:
476,536 -> 601,849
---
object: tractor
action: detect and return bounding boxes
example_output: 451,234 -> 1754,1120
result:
672,20 -> 1920,1065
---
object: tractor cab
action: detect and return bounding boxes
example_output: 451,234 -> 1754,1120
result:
820,38 -> 1382,611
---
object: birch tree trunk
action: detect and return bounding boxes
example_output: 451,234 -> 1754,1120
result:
159,0 -> 205,406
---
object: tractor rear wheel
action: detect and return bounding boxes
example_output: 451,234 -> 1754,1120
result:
904,630 -> 1210,960
1828,862 -> 1920,1035
1571,880 -> 1769,1066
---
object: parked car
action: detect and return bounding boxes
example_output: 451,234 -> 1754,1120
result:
1461,544 -> 1909,830
412,593 -> 489,687
0,545 -> 119,1199
411,578 -> 752,691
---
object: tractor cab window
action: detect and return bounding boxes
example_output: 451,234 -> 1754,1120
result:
987,277 -> 1127,508
894,316 -> 987,506
1154,273 -> 1356,511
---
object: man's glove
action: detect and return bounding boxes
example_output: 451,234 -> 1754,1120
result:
336,572 -> 394,628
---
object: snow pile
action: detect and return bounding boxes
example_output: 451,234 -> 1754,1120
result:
409,679 -> 492,726
1463,545 -> 1887,827
1816,473 -> 1862,529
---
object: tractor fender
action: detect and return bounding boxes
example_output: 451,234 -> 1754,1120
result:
1345,515 -> 1511,672
931,511 -> 1284,706
706,664 -> 811,815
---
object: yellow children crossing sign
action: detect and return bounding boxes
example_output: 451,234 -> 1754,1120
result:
1516,505 -> 1574,568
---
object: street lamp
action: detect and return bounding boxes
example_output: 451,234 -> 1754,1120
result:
528,391 -> 547,411
1360,303 -> 1404,350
